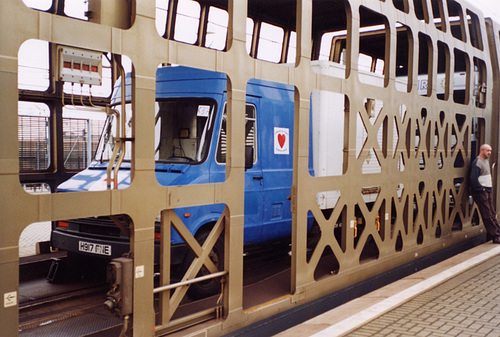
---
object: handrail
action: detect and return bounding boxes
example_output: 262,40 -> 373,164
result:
153,270 -> 227,294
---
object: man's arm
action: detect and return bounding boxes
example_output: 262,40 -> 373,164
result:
470,160 -> 483,191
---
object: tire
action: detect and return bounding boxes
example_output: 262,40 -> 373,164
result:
183,230 -> 224,299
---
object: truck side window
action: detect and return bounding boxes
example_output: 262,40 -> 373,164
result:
217,104 -> 256,164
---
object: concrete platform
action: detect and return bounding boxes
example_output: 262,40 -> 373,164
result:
276,242 -> 500,337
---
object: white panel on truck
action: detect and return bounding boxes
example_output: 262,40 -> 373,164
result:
311,61 -> 347,210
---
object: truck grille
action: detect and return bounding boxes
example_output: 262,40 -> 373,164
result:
69,216 -> 130,238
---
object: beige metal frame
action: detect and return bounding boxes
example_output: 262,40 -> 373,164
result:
1,0 -> 498,336
486,18 -> 500,206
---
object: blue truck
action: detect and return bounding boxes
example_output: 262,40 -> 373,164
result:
51,65 -> 309,297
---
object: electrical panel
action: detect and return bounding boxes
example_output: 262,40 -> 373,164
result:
57,46 -> 102,85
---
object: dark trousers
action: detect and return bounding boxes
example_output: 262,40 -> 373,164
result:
471,190 -> 500,239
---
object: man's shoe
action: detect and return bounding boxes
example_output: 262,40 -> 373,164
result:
493,237 -> 500,244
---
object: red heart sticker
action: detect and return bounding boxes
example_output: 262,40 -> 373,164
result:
277,133 -> 286,148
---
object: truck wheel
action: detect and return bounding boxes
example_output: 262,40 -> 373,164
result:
183,230 -> 224,299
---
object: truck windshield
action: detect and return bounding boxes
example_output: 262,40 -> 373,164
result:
155,98 -> 216,164
95,98 -> 216,164
95,103 -> 133,162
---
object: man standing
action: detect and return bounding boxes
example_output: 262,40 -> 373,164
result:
470,144 -> 500,243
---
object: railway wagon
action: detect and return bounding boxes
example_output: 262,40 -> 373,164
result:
3,0 -> 500,336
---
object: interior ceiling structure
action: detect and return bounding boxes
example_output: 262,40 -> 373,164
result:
204,0 -> 353,35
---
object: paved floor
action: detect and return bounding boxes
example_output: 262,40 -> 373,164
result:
347,254 -> 500,337
277,243 -> 500,337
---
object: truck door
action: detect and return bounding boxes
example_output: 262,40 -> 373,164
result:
214,99 -> 263,244
243,100 -> 264,244
258,93 -> 294,243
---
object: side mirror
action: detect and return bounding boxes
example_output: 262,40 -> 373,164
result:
245,145 -> 254,170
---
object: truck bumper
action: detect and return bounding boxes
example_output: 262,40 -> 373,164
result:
51,230 -> 188,265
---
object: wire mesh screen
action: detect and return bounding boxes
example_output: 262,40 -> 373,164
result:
18,115 -> 104,172
63,118 -> 105,170
18,115 -> 50,171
